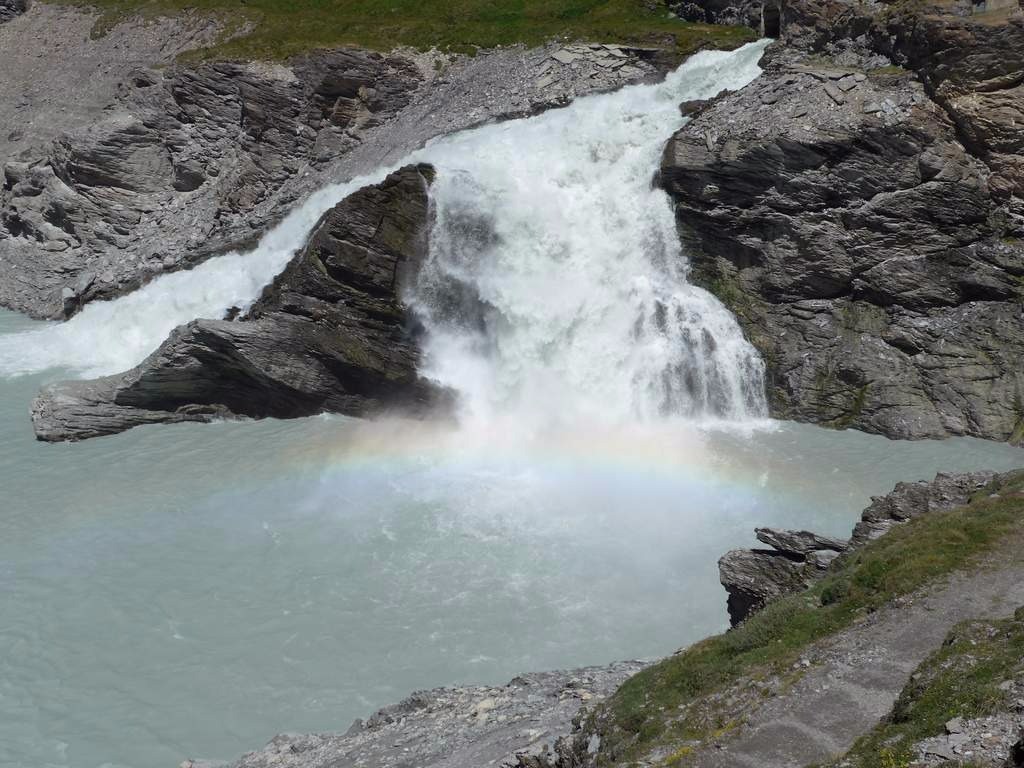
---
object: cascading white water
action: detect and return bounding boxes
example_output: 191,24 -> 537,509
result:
0,41 -> 770,429
409,41 -> 770,428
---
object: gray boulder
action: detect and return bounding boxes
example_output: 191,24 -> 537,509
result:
851,471 -> 998,547
720,526 -> 849,625
719,547 -> 812,626
0,49 -> 423,319
32,164 -> 442,442
755,527 -> 848,555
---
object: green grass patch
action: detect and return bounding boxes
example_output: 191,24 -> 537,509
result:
588,474 -> 1024,765
49,0 -> 757,61
825,612 -> 1024,768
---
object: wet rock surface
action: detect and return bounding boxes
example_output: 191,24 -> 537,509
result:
662,33 -> 1024,443
183,663 -> 646,768
0,4 -> 660,320
720,471 -> 999,625
32,165 -> 440,441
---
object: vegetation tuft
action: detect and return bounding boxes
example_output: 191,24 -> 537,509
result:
50,0 -> 757,61
588,471 -> 1024,764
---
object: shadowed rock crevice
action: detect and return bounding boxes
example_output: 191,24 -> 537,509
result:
31,164 -> 443,442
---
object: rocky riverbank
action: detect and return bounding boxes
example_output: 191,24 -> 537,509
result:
718,471 -> 1002,625
185,663 -> 647,768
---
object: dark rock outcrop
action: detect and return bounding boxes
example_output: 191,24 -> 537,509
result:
851,470 -> 999,547
719,527 -> 848,625
0,0 -> 25,23
661,43 -> 1024,443
666,0 -> 766,28
876,6 -> 1024,211
32,164 -> 441,441
777,0 -> 1024,215
720,471 -> 1000,625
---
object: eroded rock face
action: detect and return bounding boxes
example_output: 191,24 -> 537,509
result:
718,547 -> 814,626
32,164 -> 441,441
878,9 -> 1024,210
851,470 -> 998,547
719,471 -> 1000,625
778,0 -> 1024,227
661,48 -> 1024,442
719,527 -> 849,625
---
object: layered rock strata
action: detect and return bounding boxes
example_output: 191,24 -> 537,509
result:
32,165 -> 440,441
718,527 -> 848,625
0,0 -> 25,23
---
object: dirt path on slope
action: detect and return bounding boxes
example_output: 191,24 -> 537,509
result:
689,543 -> 1024,768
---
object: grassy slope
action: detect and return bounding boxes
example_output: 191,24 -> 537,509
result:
53,0 -> 756,60
588,471 -> 1024,766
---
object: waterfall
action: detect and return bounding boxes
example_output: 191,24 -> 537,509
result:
0,40 -> 770,429
409,41 -> 770,428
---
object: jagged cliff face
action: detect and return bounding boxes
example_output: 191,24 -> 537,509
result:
660,0 -> 1024,443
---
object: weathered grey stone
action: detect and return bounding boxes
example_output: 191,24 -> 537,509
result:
0,8 -> 661,320
0,0 -> 25,23
719,548 -> 811,626
851,471 -> 997,547
755,527 -> 849,555
721,471 -> 1007,626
